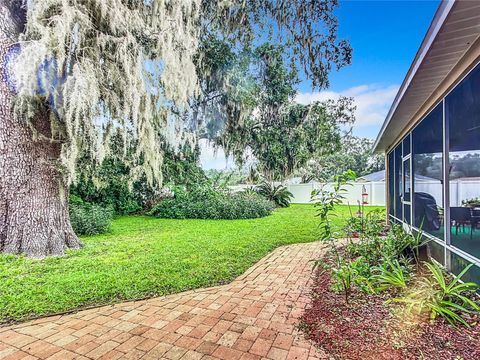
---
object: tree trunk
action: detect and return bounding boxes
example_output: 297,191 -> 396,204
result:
0,2 -> 81,258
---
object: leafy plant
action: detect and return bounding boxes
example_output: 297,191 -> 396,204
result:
331,262 -> 355,299
350,256 -> 375,293
370,258 -> 412,293
462,197 -> 480,208
256,182 -> 293,207
241,187 -> 259,197
69,199 -> 113,236
148,185 -> 275,220
397,262 -> 480,327
347,224 -> 425,269
343,205 -> 387,239
312,170 -> 357,303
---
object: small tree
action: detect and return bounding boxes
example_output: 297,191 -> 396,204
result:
312,170 -> 357,303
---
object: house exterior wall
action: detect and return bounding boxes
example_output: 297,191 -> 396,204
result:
385,57 -> 480,283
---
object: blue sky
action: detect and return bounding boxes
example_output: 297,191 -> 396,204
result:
201,0 -> 441,169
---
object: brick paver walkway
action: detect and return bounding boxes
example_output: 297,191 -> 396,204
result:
0,243 -> 328,360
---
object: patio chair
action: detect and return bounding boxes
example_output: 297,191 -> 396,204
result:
470,209 -> 480,235
450,207 -> 474,238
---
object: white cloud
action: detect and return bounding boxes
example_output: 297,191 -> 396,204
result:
295,84 -> 399,127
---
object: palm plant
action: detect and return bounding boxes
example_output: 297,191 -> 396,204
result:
256,182 -> 293,207
241,187 -> 258,197
370,258 -> 412,293
396,262 -> 480,327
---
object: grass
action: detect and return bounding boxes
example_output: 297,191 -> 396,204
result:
0,204 -> 382,323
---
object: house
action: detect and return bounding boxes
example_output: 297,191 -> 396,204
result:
374,0 -> 480,282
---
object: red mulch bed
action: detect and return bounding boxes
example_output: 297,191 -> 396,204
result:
300,266 -> 480,360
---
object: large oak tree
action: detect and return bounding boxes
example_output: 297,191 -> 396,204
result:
0,0 -> 351,257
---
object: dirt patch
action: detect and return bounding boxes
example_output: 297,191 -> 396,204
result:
300,267 -> 480,360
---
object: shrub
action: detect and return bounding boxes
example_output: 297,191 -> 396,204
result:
256,182 -> 293,207
148,187 -> 275,220
344,206 -> 388,239
71,160 -> 142,215
69,199 -> 113,236
346,223 -> 422,267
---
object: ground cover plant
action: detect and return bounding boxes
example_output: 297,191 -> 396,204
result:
0,204 -> 381,324
302,172 -> 480,359
301,258 -> 480,360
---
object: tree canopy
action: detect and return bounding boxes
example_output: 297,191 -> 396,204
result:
297,136 -> 385,182
8,0 -> 351,187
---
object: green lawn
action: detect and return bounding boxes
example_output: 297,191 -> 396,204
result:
0,204 -> 382,323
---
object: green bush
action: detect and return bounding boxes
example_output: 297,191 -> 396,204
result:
148,187 -> 275,220
71,133 -> 207,215
69,198 -> 113,236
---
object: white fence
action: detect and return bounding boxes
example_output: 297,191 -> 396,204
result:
231,179 -> 480,207
230,181 -> 386,206
414,179 -> 480,207
284,181 -> 386,206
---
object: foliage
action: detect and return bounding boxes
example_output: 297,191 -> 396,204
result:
194,36 -> 355,181
205,169 -> 249,188
241,187 -> 259,197
396,262 -> 480,327
71,132 -> 206,214
248,99 -> 355,180
311,181 -> 479,328
161,142 -> 209,195
343,206 -> 387,239
12,0 -> 205,186
298,136 -> 385,182
69,197 -> 113,236
0,204 -> 369,323
313,170 -> 357,242
312,170 -> 358,303
346,223 -> 423,268
256,182 -> 293,207
370,258 -> 412,293
194,2 -> 353,180
148,186 -> 274,220
330,262 -> 355,300
348,256 -> 376,293
8,0 -> 351,190
71,159 -> 141,216
462,197 -> 480,208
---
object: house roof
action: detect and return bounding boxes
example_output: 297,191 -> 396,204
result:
357,170 -> 385,182
374,0 -> 480,153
